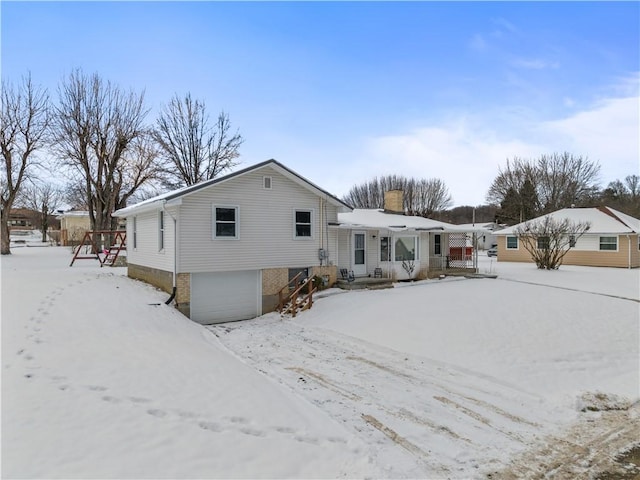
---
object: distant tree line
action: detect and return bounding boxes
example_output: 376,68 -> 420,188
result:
343,175 -> 453,218
1,69 -> 244,254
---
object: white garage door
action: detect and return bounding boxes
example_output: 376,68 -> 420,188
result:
191,270 -> 260,324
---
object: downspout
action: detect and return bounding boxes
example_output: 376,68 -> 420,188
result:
628,234 -> 631,269
324,199 -> 330,265
319,197 -> 324,266
162,201 -> 178,305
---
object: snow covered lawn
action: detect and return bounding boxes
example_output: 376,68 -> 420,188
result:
2,247 -> 638,478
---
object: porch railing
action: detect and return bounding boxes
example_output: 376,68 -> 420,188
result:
428,255 -> 474,270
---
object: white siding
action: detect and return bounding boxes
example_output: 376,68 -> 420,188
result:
177,166 -> 340,273
126,207 -> 176,272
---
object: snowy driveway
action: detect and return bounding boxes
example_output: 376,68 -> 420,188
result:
211,265 -> 639,478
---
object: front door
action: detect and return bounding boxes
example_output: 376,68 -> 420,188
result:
353,232 -> 366,276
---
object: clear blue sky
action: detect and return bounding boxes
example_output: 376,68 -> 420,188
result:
3,1 -> 639,206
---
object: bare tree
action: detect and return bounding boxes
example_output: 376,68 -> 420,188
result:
514,216 -> 591,270
154,93 -> 243,188
343,175 -> 452,217
536,152 -> 600,212
598,174 -> 640,218
19,181 -> 64,242
487,153 -> 600,219
51,70 -> 155,236
0,73 -> 49,254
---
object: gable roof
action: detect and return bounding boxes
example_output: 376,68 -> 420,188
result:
494,206 -> 640,235
114,159 -> 352,217
335,209 -> 485,233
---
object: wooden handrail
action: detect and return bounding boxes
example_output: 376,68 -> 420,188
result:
286,279 -> 317,318
277,272 -> 304,312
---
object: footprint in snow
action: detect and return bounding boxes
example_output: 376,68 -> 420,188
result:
198,421 -> 221,432
147,409 -> 167,418
102,396 -> 121,403
327,436 -> 347,444
86,385 -> 108,392
228,416 -> 248,424
294,435 -> 319,445
274,426 -> 295,434
240,427 -> 266,437
128,396 -> 151,404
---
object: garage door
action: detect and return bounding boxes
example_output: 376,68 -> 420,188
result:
190,270 -> 260,324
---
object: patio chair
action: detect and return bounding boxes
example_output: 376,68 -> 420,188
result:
340,268 -> 355,283
374,267 -> 383,278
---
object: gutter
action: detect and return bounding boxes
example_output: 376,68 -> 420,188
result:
162,200 -> 178,305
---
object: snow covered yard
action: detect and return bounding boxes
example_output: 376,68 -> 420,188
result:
2,246 -> 639,479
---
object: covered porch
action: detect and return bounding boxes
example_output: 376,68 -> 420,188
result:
331,224 -> 481,281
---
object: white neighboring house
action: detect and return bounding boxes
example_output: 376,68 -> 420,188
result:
493,206 -> 640,268
456,222 -> 502,250
332,191 -> 484,280
113,160 -> 351,324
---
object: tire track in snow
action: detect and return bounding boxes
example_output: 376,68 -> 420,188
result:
209,317 -> 558,477
498,277 -> 640,303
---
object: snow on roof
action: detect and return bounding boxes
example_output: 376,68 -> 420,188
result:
336,209 -> 483,232
456,222 -> 499,231
494,206 -> 640,235
56,210 -> 90,218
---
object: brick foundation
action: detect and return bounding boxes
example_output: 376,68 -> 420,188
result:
128,264 -> 173,293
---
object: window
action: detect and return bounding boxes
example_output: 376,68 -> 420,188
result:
380,236 -> 391,262
434,234 -> 441,255
506,236 -> 518,249
214,206 -> 238,239
537,236 -> 550,250
133,217 -> 137,249
599,236 -> 617,251
158,211 -> 164,250
395,236 -> 417,261
263,176 -> 272,189
569,235 -> 576,248
295,210 -> 312,238
288,267 -> 309,284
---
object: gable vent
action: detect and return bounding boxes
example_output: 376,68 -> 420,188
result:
263,176 -> 272,189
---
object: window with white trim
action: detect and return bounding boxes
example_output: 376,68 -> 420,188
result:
133,216 -> 137,249
294,209 -> 312,238
158,211 -> 164,250
395,236 -> 417,261
599,236 -> 617,251
506,236 -> 518,249
214,206 -> 238,239
380,236 -> 391,262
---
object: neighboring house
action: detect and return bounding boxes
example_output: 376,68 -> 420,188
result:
332,191 -> 483,280
494,206 -> 640,268
113,159 -> 351,324
455,222 -> 502,250
57,211 -> 91,246
8,208 -> 35,229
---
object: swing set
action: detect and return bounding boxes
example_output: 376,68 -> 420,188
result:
69,230 -> 127,267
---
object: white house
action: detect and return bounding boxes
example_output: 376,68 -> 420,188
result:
113,160 -> 351,324
331,191 -> 484,280
493,206 -> 640,268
